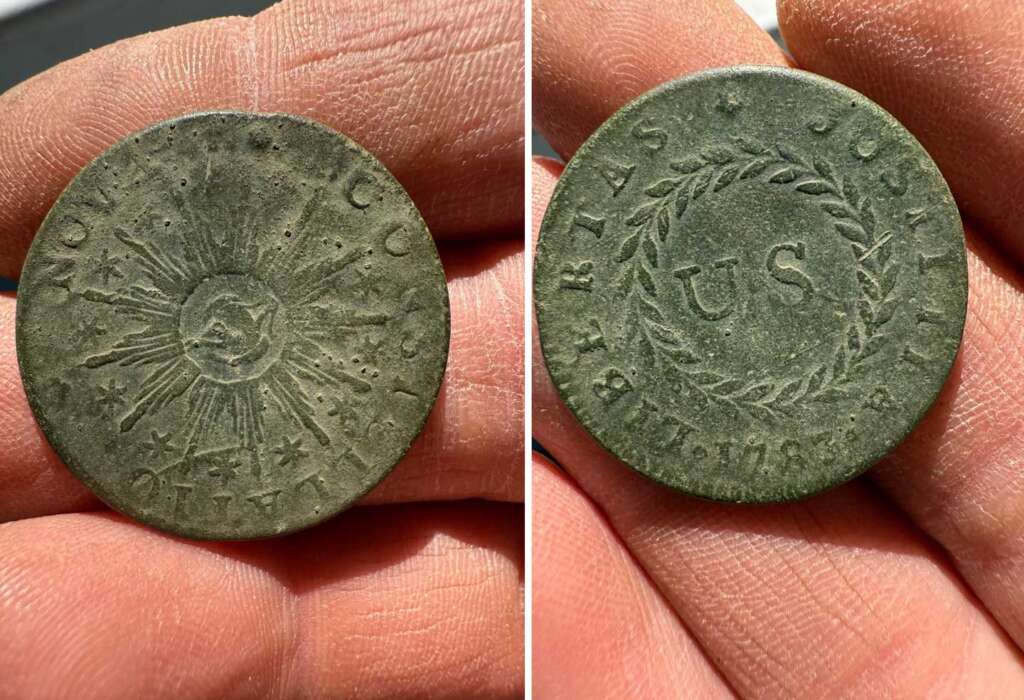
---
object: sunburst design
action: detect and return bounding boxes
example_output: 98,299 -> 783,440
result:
78,152 -> 390,476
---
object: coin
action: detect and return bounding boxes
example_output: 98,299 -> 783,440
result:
535,66 -> 967,503
16,112 -> 449,538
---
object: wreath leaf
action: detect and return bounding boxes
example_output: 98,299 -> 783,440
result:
859,335 -> 884,361
821,201 -> 852,218
738,158 -> 773,180
877,237 -> 893,268
617,233 -> 640,262
713,164 -> 741,192
674,187 -> 690,217
691,168 -> 715,198
626,202 -> 659,226
813,157 -> 836,183
688,371 -> 725,386
643,236 -> 659,268
656,207 -> 671,242
857,270 -> 880,300
795,180 -> 833,195
832,343 -> 848,381
860,204 -> 877,235
768,167 -> 797,184
842,177 -> 860,205
880,264 -> 899,298
738,383 -> 773,402
713,378 -> 747,395
637,294 -> 664,322
646,179 -> 681,197
667,347 -> 699,364
736,137 -> 768,155
637,265 -> 657,297
703,147 -> 735,164
776,143 -> 802,163
874,298 -> 898,327
835,221 -> 869,245
647,321 -> 681,344
773,378 -> 803,404
671,157 -> 706,174
806,366 -> 827,395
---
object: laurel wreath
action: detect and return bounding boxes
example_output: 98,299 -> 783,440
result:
616,137 -> 899,423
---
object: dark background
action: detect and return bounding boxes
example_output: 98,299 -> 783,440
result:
0,0 -> 277,290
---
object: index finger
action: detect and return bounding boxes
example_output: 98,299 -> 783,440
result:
532,0 -> 787,159
0,0 -> 524,281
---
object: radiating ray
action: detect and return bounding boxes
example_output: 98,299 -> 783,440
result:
290,305 -> 389,344
81,287 -> 179,325
176,191 -> 222,273
283,345 -> 371,394
258,183 -> 332,279
231,383 -> 265,448
265,365 -> 331,446
112,227 -> 192,297
232,383 -> 266,478
182,379 -> 218,456
84,329 -> 182,369
120,149 -> 210,280
277,247 -> 370,305
119,358 -> 199,432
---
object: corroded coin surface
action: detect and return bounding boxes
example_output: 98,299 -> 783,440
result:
17,112 -> 449,538
535,67 -> 967,502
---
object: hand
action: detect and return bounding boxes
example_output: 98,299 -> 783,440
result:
0,1 -> 523,697
533,0 -> 1024,696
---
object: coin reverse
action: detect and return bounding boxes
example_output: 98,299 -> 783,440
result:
535,67 -> 967,502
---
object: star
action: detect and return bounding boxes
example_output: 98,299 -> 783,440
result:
48,378 -> 72,405
96,378 -> 127,414
94,248 -> 123,285
326,397 -> 361,436
351,270 -> 384,302
865,387 -> 895,412
366,411 -> 397,440
141,430 -> 177,459
715,91 -> 744,115
73,316 -> 107,344
208,458 -> 241,485
272,436 -> 308,467
355,335 -> 383,365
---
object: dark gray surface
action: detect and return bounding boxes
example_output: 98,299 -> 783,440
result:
0,0 -> 276,291
17,112 -> 450,539
535,66 -> 967,502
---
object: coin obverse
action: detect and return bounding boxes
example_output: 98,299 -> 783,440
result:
535,67 -> 967,502
17,112 -> 449,539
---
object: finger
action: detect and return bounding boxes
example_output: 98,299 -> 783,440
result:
532,453 -> 734,699
0,501 -> 523,699
368,239 -> 525,505
778,0 -> 1024,264
0,239 -> 523,522
532,159 -> 1024,697
532,0 -> 787,159
0,0 -> 524,280
867,231 -> 1024,649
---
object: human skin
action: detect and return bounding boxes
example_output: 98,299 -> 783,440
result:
533,0 -> 1024,697
0,0 -> 524,697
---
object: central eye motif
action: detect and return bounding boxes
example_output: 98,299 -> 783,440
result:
194,293 -> 279,367
180,275 -> 286,382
